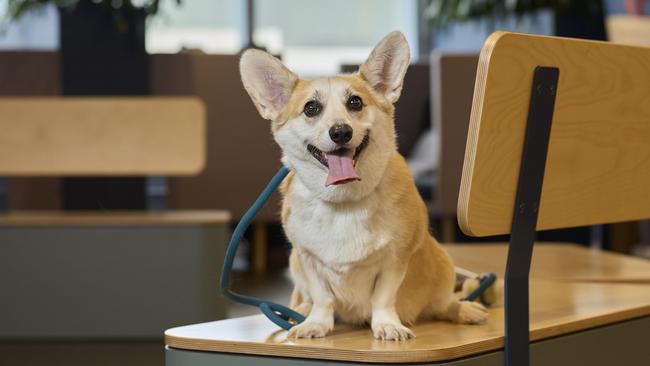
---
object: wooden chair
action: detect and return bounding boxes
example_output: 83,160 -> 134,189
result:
0,97 -> 232,340
164,32 -> 650,365
459,31 -> 650,365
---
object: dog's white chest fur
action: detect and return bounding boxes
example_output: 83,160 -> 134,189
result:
285,177 -> 391,267
285,177 -> 392,322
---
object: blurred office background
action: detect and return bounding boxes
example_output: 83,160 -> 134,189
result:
1,0 -> 649,365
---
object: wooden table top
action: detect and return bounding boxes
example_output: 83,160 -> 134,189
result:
446,243 -> 650,283
0,210 -> 231,226
165,279 -> 650,363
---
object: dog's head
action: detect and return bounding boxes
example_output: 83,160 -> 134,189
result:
240,31 -> 410,202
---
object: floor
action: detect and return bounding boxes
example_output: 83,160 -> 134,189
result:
0,342 -> 165,366
228,269 -> 294,318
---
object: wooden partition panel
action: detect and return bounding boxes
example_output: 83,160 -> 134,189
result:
152,54 -> 283,222
0,97 -> 205,176
431,53 -> 479,216
0,51 -> 60,96
459,32 -> 650,236
0,52 -> 62,210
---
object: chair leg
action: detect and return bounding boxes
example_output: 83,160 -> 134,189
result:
442,217 -> 456,243
639,220 -> 650,245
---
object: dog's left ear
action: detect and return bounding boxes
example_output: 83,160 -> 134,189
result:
240,49 -> 298,121
359,31 -> 410,103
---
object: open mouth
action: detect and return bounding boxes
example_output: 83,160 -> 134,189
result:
307,132 -> 370,186
307,132 -> 370,168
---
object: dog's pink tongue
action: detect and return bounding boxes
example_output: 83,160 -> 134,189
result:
325,149 -> 360,186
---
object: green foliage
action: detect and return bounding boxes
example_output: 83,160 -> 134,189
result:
425,0 -> 571,29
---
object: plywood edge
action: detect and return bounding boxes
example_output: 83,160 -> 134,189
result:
165,305 -> 650,363
529,305 -> 650,342
457,31 -> 506,236
164,333 -> 502,364
0,210 -> 231,226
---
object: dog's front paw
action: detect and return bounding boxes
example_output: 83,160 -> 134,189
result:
372,322 -> 415,341
456,301 -> 488,324
288,321 -> 332,339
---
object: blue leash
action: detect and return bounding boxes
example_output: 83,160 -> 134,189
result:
219,166 -> 305,330
464,273 -> 497,304
220,166 -> 495,330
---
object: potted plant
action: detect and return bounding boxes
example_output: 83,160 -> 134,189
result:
6,0 -> 181,94
426,0 -> 607,42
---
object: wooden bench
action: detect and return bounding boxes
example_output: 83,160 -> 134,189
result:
0,97 -> 232,340
164,32 -> 650,365
165,245 -> 650,365
459,30 -> 650,365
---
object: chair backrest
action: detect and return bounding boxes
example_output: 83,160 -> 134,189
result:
430,53 -> 479,217
458,31 -> 650,237
0,97 -> 205,176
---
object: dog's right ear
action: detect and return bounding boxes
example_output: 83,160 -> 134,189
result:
240,49 -> 298,121
359,31 -> 410,104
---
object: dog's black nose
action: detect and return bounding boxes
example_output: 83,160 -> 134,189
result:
329,124 -> 353,144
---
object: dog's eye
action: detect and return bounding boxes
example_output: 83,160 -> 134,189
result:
347,95 -> 363,112
303,100 -> 322,117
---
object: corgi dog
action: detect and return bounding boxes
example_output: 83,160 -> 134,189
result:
239,31 -> 488,340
